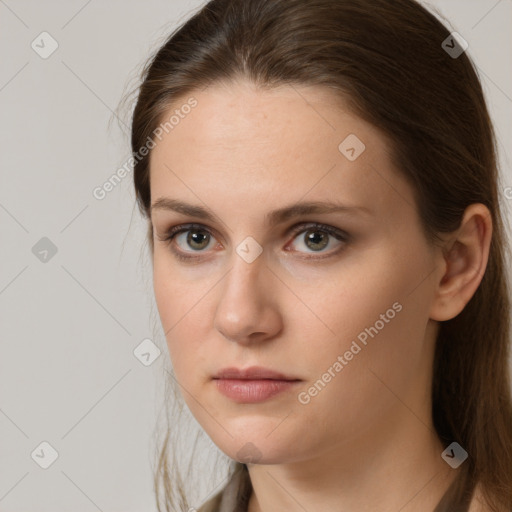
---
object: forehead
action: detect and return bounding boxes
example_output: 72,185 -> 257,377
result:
149,80 -> 414,224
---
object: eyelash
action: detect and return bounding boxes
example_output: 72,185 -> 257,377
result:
158,222 -> 350,262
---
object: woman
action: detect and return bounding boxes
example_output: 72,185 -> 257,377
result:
127,0 -> 512,510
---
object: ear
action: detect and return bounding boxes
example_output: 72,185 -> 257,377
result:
429,203 -> 492,322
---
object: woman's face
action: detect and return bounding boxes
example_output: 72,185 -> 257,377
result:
149,79 -> 444,465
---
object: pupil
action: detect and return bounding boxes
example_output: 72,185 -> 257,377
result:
188,230 -> 209,249
306,230 -> 328,251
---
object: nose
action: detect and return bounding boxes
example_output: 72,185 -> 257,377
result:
213,249 -> 283,345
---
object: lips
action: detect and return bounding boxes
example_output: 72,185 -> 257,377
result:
212,366 -> 302,403
213,366 -> 301,381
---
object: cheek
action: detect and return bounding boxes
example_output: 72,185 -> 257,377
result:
288,263 -> 405,358
152,258 -> 203,375
291,300 -> 430,447
318,236 -> 433,349
293,244 -> 434,392
153,251 -> 204,328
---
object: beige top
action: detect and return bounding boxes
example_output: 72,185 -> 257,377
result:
197,463 -> 252,512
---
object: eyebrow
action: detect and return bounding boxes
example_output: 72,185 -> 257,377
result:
150,198 -> 372,226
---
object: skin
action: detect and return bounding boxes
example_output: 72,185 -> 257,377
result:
148,79 -> 492,512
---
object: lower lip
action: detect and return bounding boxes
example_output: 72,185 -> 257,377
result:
214,379 -> 300,403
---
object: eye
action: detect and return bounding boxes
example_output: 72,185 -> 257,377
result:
286,223 -> 348,257
175,228 -> 214,251
158,223 -> 218,260
157,222 -> 349,262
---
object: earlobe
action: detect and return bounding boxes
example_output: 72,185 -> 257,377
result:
429,203 -> 492,322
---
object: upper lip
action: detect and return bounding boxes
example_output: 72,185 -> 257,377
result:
213,366 -> 301,381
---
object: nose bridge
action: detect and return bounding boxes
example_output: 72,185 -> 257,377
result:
221,247 -> 266,318
214,245 -> 279,342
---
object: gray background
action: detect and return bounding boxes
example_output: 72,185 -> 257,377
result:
1,1 -> 511,511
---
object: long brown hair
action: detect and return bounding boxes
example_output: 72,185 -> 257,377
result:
124,0 -> 512,509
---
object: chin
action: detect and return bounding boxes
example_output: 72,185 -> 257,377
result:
206,421 -> 305,466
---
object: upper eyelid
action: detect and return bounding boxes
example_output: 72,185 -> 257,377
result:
166,220 -> 345,235
165,221 -> 348,246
